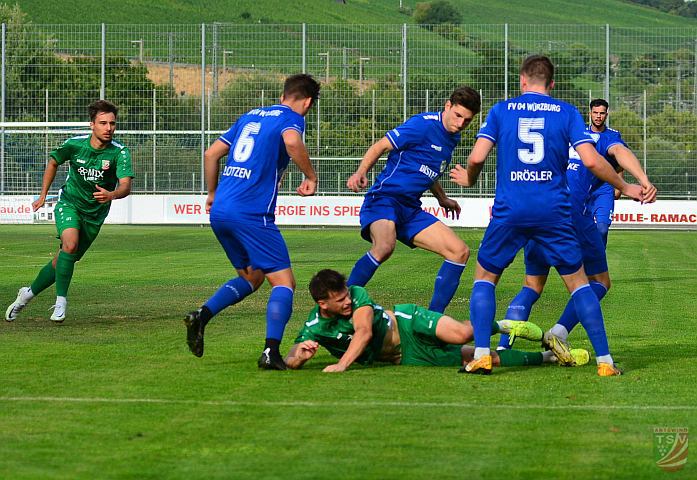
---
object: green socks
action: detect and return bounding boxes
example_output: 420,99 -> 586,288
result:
497,349 -> 543,367
30,260 -> 57,295
55,251 -> 78,297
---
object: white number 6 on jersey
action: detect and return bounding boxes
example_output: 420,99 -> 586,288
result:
233,122 -> 261,162
517,118 -> 545,165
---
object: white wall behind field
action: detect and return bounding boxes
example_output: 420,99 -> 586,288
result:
3,195 -> 695,228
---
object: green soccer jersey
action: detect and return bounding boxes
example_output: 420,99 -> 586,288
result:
295,286 -> 389,364
51,135 -> 134,219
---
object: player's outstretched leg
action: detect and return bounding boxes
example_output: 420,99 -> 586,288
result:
184,277 -> 255,357
497,286 -> 540,349
497,319 -> 543,345
5,287 -> 34,321
542,330 -> 575,366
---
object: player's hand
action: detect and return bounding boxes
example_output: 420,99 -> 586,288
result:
449,164 -> 470,187
295,340 -> 319,361
205,192 -> 215,214
323,363 -> 348,373
621,183 -> 643,203
347,172 -> 369,192
297,177 -> 317,197
93,185 -> 114,203
438,197 -> 461,219
641,181 -> 657,204
32,195 -> 46,212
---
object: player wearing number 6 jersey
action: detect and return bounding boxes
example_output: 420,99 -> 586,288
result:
450,55 -> 643,376
183,74 -> 321,370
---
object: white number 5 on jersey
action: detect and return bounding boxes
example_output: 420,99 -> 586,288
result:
233,122 -> 261,162
517,118 -> 545,164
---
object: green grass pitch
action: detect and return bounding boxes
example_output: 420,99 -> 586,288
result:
1,225 -> 695,479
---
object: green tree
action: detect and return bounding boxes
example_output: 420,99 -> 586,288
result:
413,1 -> 462,27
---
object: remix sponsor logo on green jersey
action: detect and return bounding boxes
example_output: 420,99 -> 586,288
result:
51,135 -> 135,217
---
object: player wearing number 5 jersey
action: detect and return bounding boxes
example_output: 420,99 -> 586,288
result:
450,55 -> 643,376
183,74 -> 321,370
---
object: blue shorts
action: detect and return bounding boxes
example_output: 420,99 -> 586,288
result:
588,184 -> 615,225
359,195 -> 439,248
477,218 -> 583,276
210,218 -> 291,274
525,212 -> 608,276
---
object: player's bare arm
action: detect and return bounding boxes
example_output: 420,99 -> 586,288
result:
608,144 -> 657,203
32,158 -> 59,211
576,143 -> 643,202
323,305 -> 374,373
284,340 -> 320,369
450,137 -> 493,187
203,139 -> 230,212
282,129 -> 317,197
429,180 -> 461,219
347,136 -> 393,192
93,176 -> 132,204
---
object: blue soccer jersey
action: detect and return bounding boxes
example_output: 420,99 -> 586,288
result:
367,111 -> 461,207
210,104 -> 305,223
566,126 -> 625,213
477,92 -> 594,226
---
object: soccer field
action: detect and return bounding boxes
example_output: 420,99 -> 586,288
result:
0,225 -> 695,479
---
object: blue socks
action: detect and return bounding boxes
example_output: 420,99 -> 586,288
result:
596,222 -> 610,246
204,276 -> 254,317
428,260 -> 466,313
557,281 -> 608,334
347,251 -> 381,287
571,284 -> 610,357
470,280 -> 496,352
498,286 -> 540,349
266,286 -> 294,341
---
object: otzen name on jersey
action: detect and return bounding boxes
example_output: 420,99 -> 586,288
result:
223,165 -> 252,179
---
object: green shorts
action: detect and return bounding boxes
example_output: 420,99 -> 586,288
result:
54,201 -> 104,260
393,304 -> 463,367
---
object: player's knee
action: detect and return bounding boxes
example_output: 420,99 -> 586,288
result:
371,242 -> 395,262
61,242 -> 78,254
445,240 -> 469,264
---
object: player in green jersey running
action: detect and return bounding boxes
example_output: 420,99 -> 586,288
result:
5,100 -> 135,323
284,269 -> 589,372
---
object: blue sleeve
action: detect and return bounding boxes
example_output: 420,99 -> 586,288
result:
281,111 -> 305,135
219,120 -> 239,147
384,115 -> 426,151
476,105 -> 499,144
568,108 -> 594,148
605,131 -> 627,152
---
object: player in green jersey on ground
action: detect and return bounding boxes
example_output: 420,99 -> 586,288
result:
284,269 -> 589,372
5,100 -> 134,323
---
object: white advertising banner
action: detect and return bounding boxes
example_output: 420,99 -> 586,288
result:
2,194 -> 696,228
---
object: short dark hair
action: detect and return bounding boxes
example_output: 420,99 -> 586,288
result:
88,100 -> 118,122
449,86 -> 481,115
283,74 -> 321,104
589,98 -> 609,110
520,55 -> 554,88
309,269 -> 347,302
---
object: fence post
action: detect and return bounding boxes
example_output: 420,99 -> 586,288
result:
1,23 -> 5,194
402,23 -> 407,121
101,23 -> 106,100
643,89 -> 647,172
504,23 -> 508,100
212,22 -> 219,97
200,23 -> 206,193
604,24 -> 610,102
152,88 -> 157,193
302,23 -> 306,73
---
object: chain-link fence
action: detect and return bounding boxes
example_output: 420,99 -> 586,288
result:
1,23 -> 696,199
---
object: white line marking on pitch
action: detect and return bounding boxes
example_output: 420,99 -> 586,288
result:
1,396 -> 695,411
